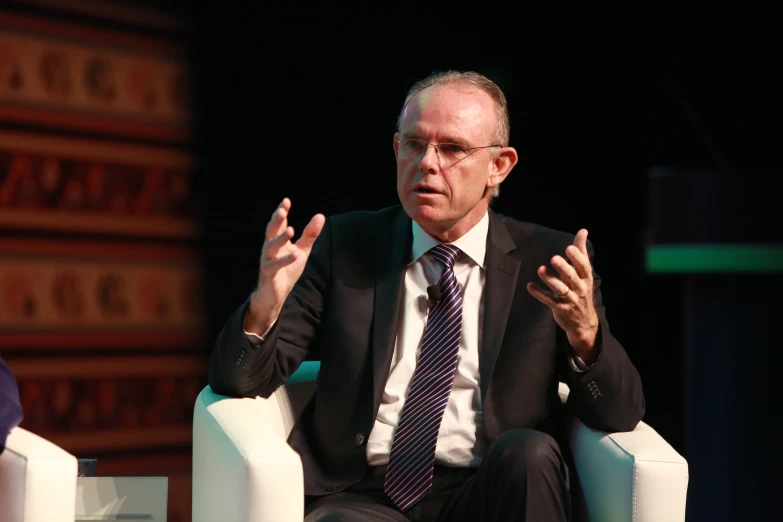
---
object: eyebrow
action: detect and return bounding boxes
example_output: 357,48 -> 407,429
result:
400,132 -> 469,145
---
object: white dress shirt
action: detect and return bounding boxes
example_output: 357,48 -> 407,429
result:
366,212 -> 490,467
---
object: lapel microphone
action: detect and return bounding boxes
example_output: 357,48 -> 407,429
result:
427,284 -> 442,305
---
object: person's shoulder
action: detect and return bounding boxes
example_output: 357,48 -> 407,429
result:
321,205 -> 407,255
328,205 -> 406,231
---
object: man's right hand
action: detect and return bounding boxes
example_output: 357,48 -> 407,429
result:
244,198 -> 325,336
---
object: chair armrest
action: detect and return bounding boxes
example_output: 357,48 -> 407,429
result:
192,385 -> 303,522
0,427 -> 77,522
568,416 -> 689,522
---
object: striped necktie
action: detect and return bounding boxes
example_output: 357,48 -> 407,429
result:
384,243 -> 463,512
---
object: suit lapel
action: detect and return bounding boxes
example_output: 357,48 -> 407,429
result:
372,208 -> 411,413
480,211 -> 522,401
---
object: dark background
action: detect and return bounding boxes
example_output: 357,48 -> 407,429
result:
187,9 -> 781,521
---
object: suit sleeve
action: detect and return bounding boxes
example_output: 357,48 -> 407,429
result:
558,239 -> 645,433
1,354 -> 23,452
208,218 -> 332,399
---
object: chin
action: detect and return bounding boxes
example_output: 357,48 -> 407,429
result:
404,201 -> 440,222
409,209 -> 456,237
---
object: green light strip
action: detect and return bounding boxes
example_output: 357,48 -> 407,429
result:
646,244 -> 783,273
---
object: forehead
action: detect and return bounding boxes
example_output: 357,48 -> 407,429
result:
400,84 -> 496,141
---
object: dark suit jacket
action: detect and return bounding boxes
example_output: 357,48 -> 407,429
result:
209,206 -> 644,496
1,354 -> 23,453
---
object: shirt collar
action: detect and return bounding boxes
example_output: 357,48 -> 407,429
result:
410,212 -> 489,268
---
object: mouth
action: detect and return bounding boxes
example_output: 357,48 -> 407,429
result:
414,187 -> 440,195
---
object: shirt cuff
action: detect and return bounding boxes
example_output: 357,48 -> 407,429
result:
569,352 -> 594,373
243,318 -> 277,346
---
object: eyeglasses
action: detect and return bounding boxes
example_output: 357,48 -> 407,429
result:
394,138 -> 501,163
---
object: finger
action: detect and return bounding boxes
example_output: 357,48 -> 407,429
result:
565,245 -> 591,280
294,214 -> 326,252
537,264 -> 570,294
526,282 -> 562,308
265,199 -> 291,241
573,228 -> 588,255
263,226 -> 294,259
550,255 -> 581,290
260,251 -> 299,274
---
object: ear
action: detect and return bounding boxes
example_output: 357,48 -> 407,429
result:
393,132 -> 401,157
487,146 -> 518,189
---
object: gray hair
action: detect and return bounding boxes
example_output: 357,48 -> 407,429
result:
397,70 -> 510,147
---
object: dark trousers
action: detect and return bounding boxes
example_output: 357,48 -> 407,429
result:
304,429 -> 571,522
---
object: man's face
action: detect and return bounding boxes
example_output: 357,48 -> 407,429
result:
395,84 -> 502,240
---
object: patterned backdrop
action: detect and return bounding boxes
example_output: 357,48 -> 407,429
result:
0,6 -> 200,522
0,130 -> 197,236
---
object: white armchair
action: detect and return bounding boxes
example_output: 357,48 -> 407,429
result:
0,426 -> 78,522
193,362 -> 688,522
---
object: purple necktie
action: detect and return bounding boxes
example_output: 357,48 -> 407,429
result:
384,243 -> 463,512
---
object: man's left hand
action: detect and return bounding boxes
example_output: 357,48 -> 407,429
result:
526,228 -> 600,364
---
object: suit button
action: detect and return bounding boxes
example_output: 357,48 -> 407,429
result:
326,486 -> 339,492
355,433 -> 366,445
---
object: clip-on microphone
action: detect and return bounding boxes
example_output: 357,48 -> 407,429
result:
427,284 -> 442,305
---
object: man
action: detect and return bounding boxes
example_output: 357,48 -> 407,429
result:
1,354 -> 23,455
208,70 -> 644,521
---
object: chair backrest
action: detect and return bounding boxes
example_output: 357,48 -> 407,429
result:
0,427 -> 77,522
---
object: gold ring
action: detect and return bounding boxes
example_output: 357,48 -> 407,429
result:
554,287 -> 570,299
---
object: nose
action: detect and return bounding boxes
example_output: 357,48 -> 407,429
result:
419,143 -> 439,172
